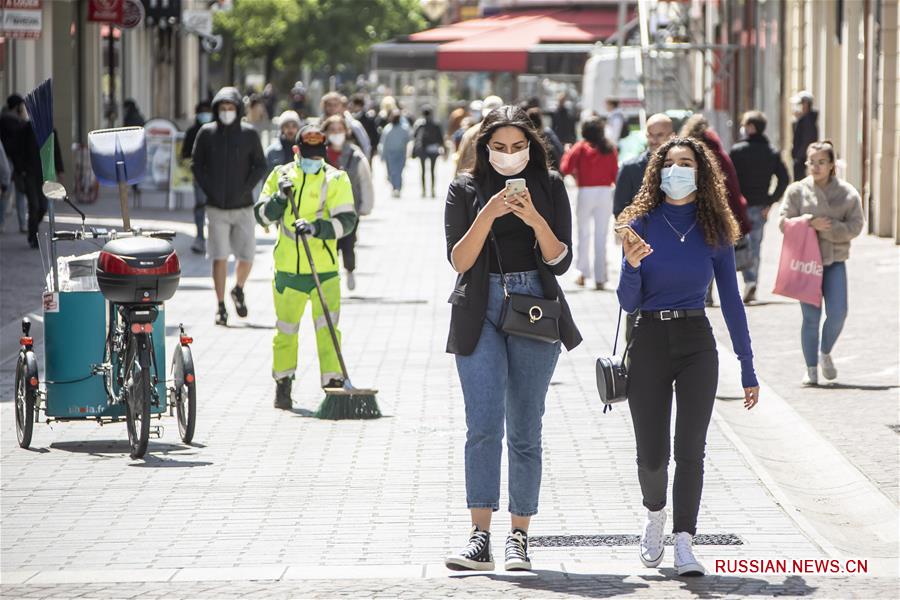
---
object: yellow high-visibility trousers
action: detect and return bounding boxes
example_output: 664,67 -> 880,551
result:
271,276 -> 342,387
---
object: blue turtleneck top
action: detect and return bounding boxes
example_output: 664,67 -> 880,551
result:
617,201 -> 758,388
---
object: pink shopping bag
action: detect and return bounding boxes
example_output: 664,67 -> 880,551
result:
773,218 -> 823,307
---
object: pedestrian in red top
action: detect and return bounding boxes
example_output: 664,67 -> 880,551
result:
560,116 -> 618,289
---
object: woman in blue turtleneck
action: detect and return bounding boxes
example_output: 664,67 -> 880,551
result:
615,136 -> 759,577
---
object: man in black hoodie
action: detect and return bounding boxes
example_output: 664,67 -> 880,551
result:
192,87 -> 268,326
790,91 -> 819,181
730,110 -> 790,303
182,100 -> 213,254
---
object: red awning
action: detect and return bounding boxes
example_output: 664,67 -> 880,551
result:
408,8 -> 629,73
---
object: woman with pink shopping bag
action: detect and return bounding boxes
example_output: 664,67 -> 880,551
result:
777,141 -> 864,386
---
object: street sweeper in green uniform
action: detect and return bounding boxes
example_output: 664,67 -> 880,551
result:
254,124 -> 357,410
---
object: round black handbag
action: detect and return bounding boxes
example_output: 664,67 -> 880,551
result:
596,308 -> 629,411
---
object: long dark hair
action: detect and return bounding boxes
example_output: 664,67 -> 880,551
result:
581,116 -> 613,154
617,136 -> 740,247
470,105 -> 551,186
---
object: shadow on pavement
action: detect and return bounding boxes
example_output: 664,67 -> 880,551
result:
225,322 -> 275,330
49,439 -> 211,467
476,570 -> 818,599
343,296 -> 428,305
665,572 -> 818,598
479,570 -> 651,598
812,383 -> 899,392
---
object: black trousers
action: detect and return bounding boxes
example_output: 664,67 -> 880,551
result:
337,226 -> 357,273
420,155 -> 437,195
22,175 -> 47,242
626,315 -> 718,535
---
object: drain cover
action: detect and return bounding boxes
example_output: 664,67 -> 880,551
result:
530,534 -> 743,547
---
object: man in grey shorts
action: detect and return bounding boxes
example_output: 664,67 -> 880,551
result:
192,86 -> 268,326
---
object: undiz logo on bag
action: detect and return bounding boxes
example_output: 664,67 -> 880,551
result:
790,258 -> 823,276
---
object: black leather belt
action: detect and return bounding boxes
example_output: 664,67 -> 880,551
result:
639,309 -> 706,321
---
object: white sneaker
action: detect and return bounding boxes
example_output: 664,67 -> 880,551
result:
640,509 -> 666,567
346,271 -> 356,291
820,353 -> 837,380
673,532 -> 706,576
801,367 -> 818,387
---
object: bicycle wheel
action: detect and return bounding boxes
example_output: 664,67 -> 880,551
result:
15,352 -> 37,449
172,346 -> 196,444
125,340 -> 152,459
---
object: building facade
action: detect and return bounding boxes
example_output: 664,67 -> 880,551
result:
1,0 -> 205,194
782,0 -> 898,241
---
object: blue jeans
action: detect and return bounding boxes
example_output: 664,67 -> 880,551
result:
742,205 -> 767,284
193,181 -> 206,240
455,270 -> 561,516
0,184 -> 27,231
800,261 -> 848,366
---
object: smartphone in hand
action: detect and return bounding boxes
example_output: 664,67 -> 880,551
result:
505,178 -> 526,196
614,224 -> 646,245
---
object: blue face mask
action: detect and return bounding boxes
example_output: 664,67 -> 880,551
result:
660,164 -> 697,200
298,157 -> 324,174
197,112 -> 213,124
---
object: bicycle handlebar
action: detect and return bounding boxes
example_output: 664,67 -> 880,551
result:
53,229 -> 177,242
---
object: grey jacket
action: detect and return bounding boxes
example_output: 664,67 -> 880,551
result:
330,143 -> 374,216
778,176 -> 864,265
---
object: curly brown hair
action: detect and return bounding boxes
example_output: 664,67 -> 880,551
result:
616,137 -> 740,247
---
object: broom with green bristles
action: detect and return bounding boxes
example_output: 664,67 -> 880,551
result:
296,228 -> 381,420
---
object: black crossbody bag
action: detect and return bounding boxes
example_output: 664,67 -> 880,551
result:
490,234 -> 562,344
596,307 -> 630,413
474,182 -> 562,344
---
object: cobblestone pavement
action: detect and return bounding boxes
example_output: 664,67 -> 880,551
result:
1,158 -> 896,599
3,572 -> 898,599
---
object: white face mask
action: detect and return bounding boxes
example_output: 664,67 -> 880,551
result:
219,109 -> 237,125
328,132 -> 346,148
488,145 -> 530,176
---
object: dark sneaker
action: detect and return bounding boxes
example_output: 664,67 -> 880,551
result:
230,286 -> 248,318
323,378 -> 345,390
215,305 -> 228,327
274,378 -> 292,410
504,528 -> 532,571
445,526 -> 493,571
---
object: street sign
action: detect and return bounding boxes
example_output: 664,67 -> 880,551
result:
87,0 -> 122,24
0,0 -> 43,39
182,8 -> 211,36
119,0 -> 143,29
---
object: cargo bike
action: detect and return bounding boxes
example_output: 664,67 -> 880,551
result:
14,127 -> 198,459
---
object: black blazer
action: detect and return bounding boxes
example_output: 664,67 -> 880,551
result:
444,169 -> 582,355
613,151 -> 648,218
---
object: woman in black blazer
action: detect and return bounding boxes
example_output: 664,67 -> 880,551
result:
443,105 -> 581,572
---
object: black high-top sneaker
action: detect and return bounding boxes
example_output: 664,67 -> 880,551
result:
444,525 -> 493,571
274,378 -> 292,410
230,285 -> 248,318
504,528 -> 532,571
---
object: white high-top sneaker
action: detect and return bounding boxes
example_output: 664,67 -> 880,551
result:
673,532 -> 706,576
639,509 -> 666,567
820,353 -> 837,380
801,367 -> 818,387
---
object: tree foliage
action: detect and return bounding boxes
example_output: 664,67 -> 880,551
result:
214,0 -> 427,82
